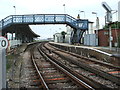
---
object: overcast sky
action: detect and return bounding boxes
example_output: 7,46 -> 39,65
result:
0,0 -> 120,39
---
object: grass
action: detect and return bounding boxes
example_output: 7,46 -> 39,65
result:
6,55 -> 14,71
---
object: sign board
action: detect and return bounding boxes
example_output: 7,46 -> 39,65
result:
0,36 -> 8,49
77,20 -> 88,30
0,36 -> 7,89
106,12 -> 112,22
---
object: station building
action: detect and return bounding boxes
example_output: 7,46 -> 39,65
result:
97,1 -> 120,47
97,29 -> 120,47
2,25 -> 40,49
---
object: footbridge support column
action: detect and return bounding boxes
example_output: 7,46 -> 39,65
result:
71,29 -> 86,44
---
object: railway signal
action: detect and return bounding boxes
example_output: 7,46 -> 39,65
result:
102,2 -> 113,50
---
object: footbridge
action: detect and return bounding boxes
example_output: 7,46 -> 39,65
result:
0,14 -> 88,44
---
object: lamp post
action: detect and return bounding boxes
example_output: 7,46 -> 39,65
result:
13,6 -> 16,15
92,12 -> 99,29
13,6 -> 16,40
63,4 -> 66,14
79,10 -> 88,45
92,12 -> 97,18
92,12 -> 99,32
79,10 -> 85,19
92,12 -> 99,46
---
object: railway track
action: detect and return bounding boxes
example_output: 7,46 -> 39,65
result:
30,43 -> 96,89
41,42 -> 120,88
47,43 -> 120,78
47,43 -> 120,70
21,42 -> 119,89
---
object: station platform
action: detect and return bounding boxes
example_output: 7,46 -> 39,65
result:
49,42 -> 120,66
50,42 -> 120,54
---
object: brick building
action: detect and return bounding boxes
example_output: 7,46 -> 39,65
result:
97,29 -> 120,47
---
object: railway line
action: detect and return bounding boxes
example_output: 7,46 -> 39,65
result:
29,43 -> 96,89
47,43 -> 120,77
43,42 -> 120,88
20,42 -> 119,89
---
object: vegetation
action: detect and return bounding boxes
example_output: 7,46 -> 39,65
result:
6,55 -> 14,70
61,31 -> 67,43
103,22 -> 120,29
103,22 -> 120,48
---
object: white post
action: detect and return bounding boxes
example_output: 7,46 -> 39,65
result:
109,24 -> 112,50
118,1 -> 120,22
63,4 -> 66,14
96,17 -> 99,46
0,49 -> 6,89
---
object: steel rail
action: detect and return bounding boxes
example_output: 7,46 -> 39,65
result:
31,46 -> 49,90
45,43 -> 120,86
48,43 -> 120,70
42,43 -> 109,88
38,43 -> 95,90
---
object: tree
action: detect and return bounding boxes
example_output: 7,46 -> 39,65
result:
103,22 -> 120,29
61,31 -> 67,43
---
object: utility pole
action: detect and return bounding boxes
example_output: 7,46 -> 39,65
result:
109,23 -> 112,50
102,2 -> 112,50
92,12 -> 99,46
79,10 -> 85,19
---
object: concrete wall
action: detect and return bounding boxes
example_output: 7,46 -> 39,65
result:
84,34 -> 98,46
118,1 -> 120,22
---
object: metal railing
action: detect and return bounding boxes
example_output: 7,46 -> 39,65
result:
0,14 -> 88,30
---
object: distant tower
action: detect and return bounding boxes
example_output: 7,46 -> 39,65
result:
118,1 -> 120,22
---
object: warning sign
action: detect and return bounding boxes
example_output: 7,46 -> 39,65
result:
0,36 -> 8,49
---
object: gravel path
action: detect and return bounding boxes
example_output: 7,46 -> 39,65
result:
7,44 -> 28,88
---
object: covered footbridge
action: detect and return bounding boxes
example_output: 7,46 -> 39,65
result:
0,14 -> 88,44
